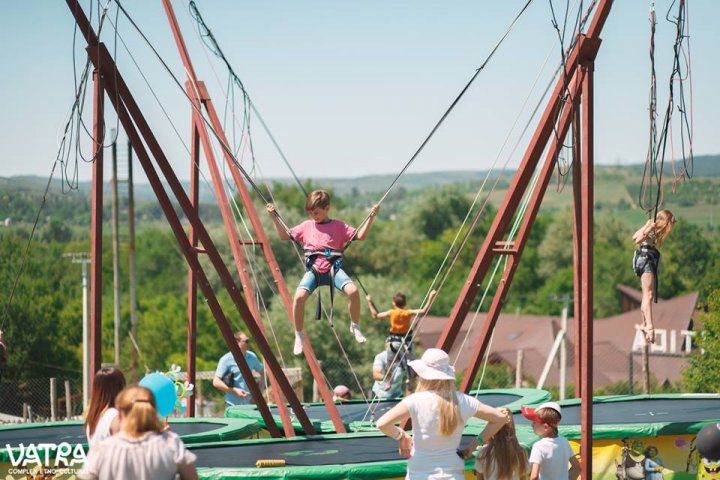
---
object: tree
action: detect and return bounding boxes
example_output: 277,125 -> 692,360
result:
682,287 -> 720,392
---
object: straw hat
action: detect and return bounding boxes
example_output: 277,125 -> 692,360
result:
408,348 -> 455,381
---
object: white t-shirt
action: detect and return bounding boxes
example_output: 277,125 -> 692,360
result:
402,390 -> 481,480
78,430 -> 197,480
528,436 -> 575,480
86,407 -> 119,448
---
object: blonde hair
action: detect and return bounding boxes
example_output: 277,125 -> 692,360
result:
653,209 -> 676,247
477,408 -> 528,480
415,378 -> 460,436
116,386 -> 164,435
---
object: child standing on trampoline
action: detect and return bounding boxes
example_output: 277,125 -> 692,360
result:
267,190 -> 379,355
522,402 -> 580,480
632,209 -> 676,344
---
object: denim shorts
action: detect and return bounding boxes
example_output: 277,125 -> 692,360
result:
297,269 -> 353,294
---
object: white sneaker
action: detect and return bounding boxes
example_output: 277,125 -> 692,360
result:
350,323 -> 367,343
293,331 -> 305,356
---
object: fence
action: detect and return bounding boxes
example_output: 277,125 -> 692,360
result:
0,377 -> 84,423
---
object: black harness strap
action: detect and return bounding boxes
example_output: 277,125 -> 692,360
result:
633,245 -> 661,303
305,248 -> 344,324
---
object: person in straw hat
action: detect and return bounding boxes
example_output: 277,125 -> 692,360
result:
377,348 -> 510,479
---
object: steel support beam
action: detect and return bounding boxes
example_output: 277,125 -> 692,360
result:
89,67 -> 104,383
185,105 -> 200,418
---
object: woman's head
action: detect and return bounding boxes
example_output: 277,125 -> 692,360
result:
654,210 -> 676,247
85,366 -> 126,435
116,385 -> 164,435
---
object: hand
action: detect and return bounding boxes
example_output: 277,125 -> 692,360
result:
500,407 -> 512,423
234,387 -> 249,398
366,295 -> 372,301
369,204 -> 380,217
266,203 -> 277,215
398,433 -> 412,458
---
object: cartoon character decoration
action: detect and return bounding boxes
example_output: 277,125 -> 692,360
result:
696,424 -> 720,479
139,365 -> 194,417
615,438 -> 647,480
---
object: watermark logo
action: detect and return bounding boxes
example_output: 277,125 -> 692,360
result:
5,442 -> 85,476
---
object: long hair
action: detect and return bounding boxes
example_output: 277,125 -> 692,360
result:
116,385 -> 164,435
477,409 -> 528,480
654,209 -> 675,247
85,366 -> 126,436
415,378 -> 460,436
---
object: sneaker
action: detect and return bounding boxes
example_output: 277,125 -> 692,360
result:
350,323 -> 367,343
293,331 -> 305,356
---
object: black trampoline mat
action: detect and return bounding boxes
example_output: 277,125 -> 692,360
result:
473,393 -> 520,407
269,393 -> 518,425
192,434 -> 478,468
513,398 -> 720,426
0,421 -> 220,447
279,400 -> 399,424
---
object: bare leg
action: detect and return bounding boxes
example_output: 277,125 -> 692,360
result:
343,283 -> 360,323
293,289 -> 310,333
640,272 -> 655,344
343,283 -> 366,343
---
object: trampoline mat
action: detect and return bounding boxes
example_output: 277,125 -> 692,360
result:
283,400 -> 398,423
271,393 -> 517,425
193,434 -> 478,468
513,398 -> 720,426
0,422 -> 220,446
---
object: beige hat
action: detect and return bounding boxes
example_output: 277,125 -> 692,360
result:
408,348 -> 455,381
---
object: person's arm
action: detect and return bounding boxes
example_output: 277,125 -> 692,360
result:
376,401 -> 413,458
109,415 -> 121,435
473,404 -> 510,443
266,204 -> 292,240
530,463 -> 540,480
366,296 -> 391,319
409,290 -> 438,316
632,219 -> 654,245
568,455 -> 581,480
212,376 -> 248,398
177,462 -> 200,480
460,437 -> 480,460
372,364 -> 385,381
355,205 -> 380,240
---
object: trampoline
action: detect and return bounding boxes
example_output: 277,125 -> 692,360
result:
226,387 -> 551,434
0,417 -> 261,463
512,394 -> 720,479
191,432 -> 481,480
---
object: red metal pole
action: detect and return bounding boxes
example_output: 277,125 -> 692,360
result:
185,109 -> 200,418
580,56 -> 595,480
89,66 -> 104,382
572,106 -> 583,398
160,0 -> 344,433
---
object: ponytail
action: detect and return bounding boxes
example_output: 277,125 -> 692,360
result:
116,386 -> 164,435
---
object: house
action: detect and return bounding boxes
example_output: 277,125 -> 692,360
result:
414,286 -> 698,389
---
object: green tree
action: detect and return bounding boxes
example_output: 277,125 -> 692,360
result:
682,287 -> 720,392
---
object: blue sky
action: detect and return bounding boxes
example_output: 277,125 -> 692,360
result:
1,0 -> 718,183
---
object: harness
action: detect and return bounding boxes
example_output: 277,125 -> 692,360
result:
304,247 -> 344,322
632,244 -> 660,303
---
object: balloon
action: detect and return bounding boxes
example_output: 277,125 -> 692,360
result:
696,424 -> 720,461
139,372 -> 178,417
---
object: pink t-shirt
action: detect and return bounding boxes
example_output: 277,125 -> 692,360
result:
291,219 -> 356,273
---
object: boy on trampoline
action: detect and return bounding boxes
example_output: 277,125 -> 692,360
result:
267,190 -> 379,355
366,290 -> 437,345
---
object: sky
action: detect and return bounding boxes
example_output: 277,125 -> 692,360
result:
0,0 -> 718,184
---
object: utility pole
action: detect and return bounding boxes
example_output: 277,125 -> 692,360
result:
64,252 -> 91,408
127,138 -> 138,381
549,293 -> 572,400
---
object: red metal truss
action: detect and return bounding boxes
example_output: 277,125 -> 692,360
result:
65,0 -> 316,437
160,0 -> 345,434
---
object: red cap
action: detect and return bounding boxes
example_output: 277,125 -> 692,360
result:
521,402 -> 561,426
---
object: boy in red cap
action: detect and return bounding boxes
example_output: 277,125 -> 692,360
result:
521,402 -> 580,480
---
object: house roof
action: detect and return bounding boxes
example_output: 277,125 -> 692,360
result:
414,290 -> 699,389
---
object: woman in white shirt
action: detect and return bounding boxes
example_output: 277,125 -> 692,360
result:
377,348 -> 509,480
85,366 -> 126,447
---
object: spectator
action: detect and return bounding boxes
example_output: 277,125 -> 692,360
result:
213,331 -> 264,406
78,385 -> 199,480
85,366 -> 126,448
